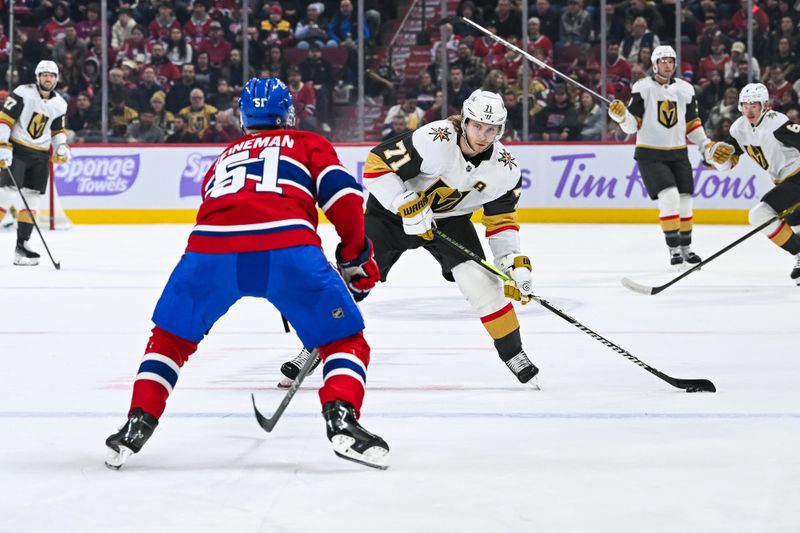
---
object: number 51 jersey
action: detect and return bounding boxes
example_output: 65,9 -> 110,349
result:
186,130 -> 364,254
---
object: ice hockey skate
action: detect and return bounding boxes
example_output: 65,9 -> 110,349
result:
14,240 -> 39,266
105,408 -> 159,470
681,245 -> 702,265
278,348 -> 321,388
504,349 -> 540,389
668,246 -> 684,268
792,254 -> 800,285
322,400 -> 389,470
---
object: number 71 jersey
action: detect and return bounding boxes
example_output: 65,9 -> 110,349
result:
186,130 -> 364,254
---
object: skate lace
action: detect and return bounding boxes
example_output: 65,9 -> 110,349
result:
293,349 -> 313,367
795,255 -> 800,268
505,352 -> 531,374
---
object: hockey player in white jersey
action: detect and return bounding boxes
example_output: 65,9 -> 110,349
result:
281,90 -> 537,386
707,82 -> 800,284
0,60 -> 70,265
607,45 -> 732,267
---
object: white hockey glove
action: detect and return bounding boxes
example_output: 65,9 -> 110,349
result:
499,255 -> 533,305
52,144 -> 71,164
391,190 -> 434,241
0,143 -> 12,169
607,99 -> 628,123
703,141 -> 734,167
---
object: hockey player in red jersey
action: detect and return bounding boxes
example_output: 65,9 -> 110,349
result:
105,78 -> 389,470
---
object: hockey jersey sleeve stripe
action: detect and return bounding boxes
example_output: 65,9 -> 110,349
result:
320,188 -> 363,213
317,165 -> 363,209
277,178 -> 314,198
362,152 -> 394,179
486,225 -> 519,237
0,114 -> 15,127
686,118 -> 702,133
278,157 -> 314,193
192,219 -> 315,234
482,212 -> 520,234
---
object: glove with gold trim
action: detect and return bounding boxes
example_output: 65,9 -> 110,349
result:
0,143 -> 12,169
499,255 -> 533,305
52,144 -> 71,164
703,141 -> 734,166
607,99 -> 628,123
391,190 -> 434,240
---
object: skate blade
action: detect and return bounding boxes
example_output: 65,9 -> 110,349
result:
527,375 -> 541,391
277,376 -> 294,389
105,445 -> 133,470
13,257 -> 39,266
331,435 -> 389,470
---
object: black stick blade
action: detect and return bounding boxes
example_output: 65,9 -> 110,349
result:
676,379 -> 717,393
251,394 -> 278,432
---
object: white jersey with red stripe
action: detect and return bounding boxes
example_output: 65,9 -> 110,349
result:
186,129 -> 365,256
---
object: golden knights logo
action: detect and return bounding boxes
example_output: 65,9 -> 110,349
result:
428,127 -> 451,142
657,100 -> 678,128
497,148 -> 517,168
423,178 -> 469,213
746,145 -> 769,170
27,112 -> 49,139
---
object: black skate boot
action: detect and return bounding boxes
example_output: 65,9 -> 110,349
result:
681,245 -> 702,265
669,246 -> 684,267
503,349 -> 540,385
278,348 -> 321,388
105,408 -> 159,470
322,400 -> 389,470
14,240 -> 39,266
791,254 -> 800,285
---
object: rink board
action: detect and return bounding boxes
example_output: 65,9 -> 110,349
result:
56,143 -> 768,224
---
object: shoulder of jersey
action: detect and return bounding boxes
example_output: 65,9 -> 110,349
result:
674,78 -> 696,97
762,110 -> 790,130
631,77 -> 653,93
729,115 -> 748,135
491,141 -> 521,175
413,119 -> 458,147
12,84 -> 38,98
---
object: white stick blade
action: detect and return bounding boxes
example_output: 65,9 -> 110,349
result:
621,277 -> 655,295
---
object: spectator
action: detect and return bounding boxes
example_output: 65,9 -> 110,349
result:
76,3 -> 101,40
446,65 -> 472,109
126,107 -> 166,143
414,70 -> 437,111
724,41 -> 761,85
145,41 -> 181,90
731,0 -> 769,40
452,41 -> 487,90
712,117 -> 734,142
179,88 -> 218,134
111,8 -> 137,50
80,56 -> 102,99
763,37 -> 798,83
220,48 -> 251,92
502,89 -> 524,138
621,17 -> 659,65
68,92 -> 101,139
260,3 -> 294,48
87,30 -> 117,66
480,69 -> 510,95
767,65 -> 793,106
430,22 -> 460,63
698,18 -> 731,57
264,45 -> 291,83
148,2 -> 181,41
636,46 -> 653,69
787,108 -> 800,125
149,91 -> 175,134
198,21 -> 233,68
109,67 -> 142,110
300,42 -> 335,131
40,1 -> 72,46
328,0 -> 365,50
486,37 -> 524,85
706,88 -> 740,135
530,0 -> 560,44
534,84 -> 579,141
137,66 -> 163,111
422,89 -> 459,124
118,25 -> 152,66
774,87 -> 799,114
166,114 -> 200,143
626,0 -> 664,35
287,65 -> 318,132
166,63 -> 200,114
184,0 -> 214,47
0,24 -> 7,66
199,109 -> 241,143
382,114 -> 411,141
631,63 -> 647,85
698,69 -> 728,121
381,91 -> 425,137
364,52 -> 396,106
453,0 -> 485,39
605,41 -> 632,100
488,0 -> 522,40
166,27 -> 194,68
53,23 -> 87,66
208,78 -> 234,111
576,90 -> 603,140
16,27 -> 48,65
527,17 -> 553,60
60,51 -> 83,97
559,0 -> 593,47
698,37 -> 731,84
109,92 -> 139,139
193,51 -> 220,96
473,21 -> 505,59
295,3 -> 335,49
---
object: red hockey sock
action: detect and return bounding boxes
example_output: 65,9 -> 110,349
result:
129,326 -> 198,419
318,332 -> 370,418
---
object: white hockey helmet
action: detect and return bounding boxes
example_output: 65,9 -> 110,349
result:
738,82 -> 770,112
35,60 -> 59,87
461,89 -> 506,140
651,45 -> 677,72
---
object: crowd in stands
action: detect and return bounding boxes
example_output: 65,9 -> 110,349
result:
1,0 -> 799,143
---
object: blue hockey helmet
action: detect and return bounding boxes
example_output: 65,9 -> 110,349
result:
239,77 -> 295,129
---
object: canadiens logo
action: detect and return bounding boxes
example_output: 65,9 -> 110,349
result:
497,149 -> 517,168
428,127 -> 451,142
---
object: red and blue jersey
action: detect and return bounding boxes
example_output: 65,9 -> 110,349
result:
186,130 -> 366,259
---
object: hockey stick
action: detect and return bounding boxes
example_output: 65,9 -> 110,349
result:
622,201 -> 800,295
281,314 -> 290,333
251,348 -> 320,432
4,167 -> 61,270
432,228 -> 716,392
459,17 -> 612,106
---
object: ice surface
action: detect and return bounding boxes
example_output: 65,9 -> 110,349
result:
1,223 -> 798,533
